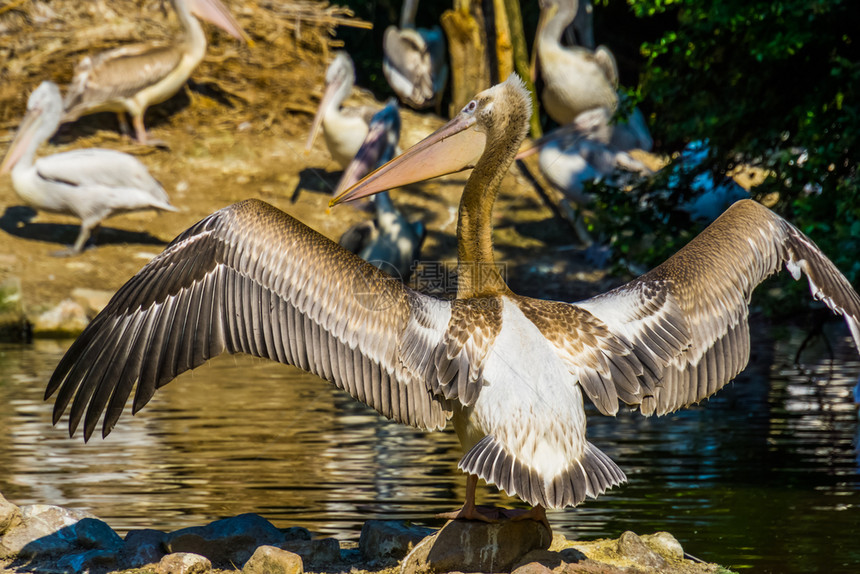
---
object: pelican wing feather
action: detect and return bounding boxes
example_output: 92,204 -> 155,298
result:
47,199 -> 454,441
64,44 -> 183,117
34,149 -> 164,195
515,297 -> 651,416
383,27 -> 444,109
573,199 -> 860,415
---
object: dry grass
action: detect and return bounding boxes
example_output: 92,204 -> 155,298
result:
0,0 -> 370,135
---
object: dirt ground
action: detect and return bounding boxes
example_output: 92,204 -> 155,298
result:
0,0 -> 615,329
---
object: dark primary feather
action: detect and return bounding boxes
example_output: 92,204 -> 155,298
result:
47,199 -> 451,441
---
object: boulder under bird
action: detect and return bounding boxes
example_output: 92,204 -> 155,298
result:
47,76 -> 860,528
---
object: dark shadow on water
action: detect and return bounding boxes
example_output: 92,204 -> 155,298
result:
0,206 -> 168,249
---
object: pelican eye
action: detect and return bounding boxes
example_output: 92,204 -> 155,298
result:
464,100 -> 477,114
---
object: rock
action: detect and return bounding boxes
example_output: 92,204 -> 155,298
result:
514,547 -> 586,572
279,537 -> 341,567
642,531 -> 684,561
165,513 -> 285,567
282,526 -> 312,541
360,520 -> 435,562
401,519 -> 552,574
616,531 -> 667,570
512,561 -> 554,574
243,545 -> 303,574
118,528 -> 168,569
32,299 -> 89,336
55,548 -> 117,572
0,492 -> 22,536
70,287 -> 114,317
0,278 -> 30,343
157,552 -> 212,574
0,504 -> 122,559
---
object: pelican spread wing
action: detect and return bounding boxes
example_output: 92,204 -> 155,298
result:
47,199 -> 452,440
571,199 -> 860,416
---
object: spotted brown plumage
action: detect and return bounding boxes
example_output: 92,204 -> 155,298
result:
49,76 -> 860,526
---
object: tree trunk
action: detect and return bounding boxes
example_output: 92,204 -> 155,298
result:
503,0 -> 542,138
440,0 -> 490,116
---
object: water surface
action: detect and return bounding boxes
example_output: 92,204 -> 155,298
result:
0,327 -> 858,573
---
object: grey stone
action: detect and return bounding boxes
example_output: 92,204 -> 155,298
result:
642,531 -> 684,560
0,278 -> 29,343
166,513 -> 285,566
243,545 -> 303,574
279,537 -> 341,567
514,547 -> 586,572
401,519 -> 552,574
119,528 -> 168,569
32,299 -> 89,336
0,492 -> 22,536
70,287 -> 113,318
360,520 -> 435,561
512,561 -> 555,574
55,548 -> 117,573
0,504 -> 122,559
616,531 -> 667,570
156,551 -> 212,574
282,526 -> 312,541
75,516 -> 122,550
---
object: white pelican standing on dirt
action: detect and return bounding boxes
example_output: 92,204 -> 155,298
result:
62,0 -> 249,144
46,76 -> 860,529
0,82 -> 177,256
382,0 -> 448,110
535,0 -> 618,124
305,52 -> 379,169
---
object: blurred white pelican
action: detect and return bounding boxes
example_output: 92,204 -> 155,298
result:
1,82 -> 178,255
383,0 -> 448,110
519,107 -> 652,205
63,0 -> 249,144
305,52 -> 378,168
536,0 -> 618,124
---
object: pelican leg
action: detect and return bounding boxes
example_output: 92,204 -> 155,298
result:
132,114 -> 149,144
436,474 -> 499,523
52,221 -> 95,257
116,113 -> 132,138
132,113 -> 169,148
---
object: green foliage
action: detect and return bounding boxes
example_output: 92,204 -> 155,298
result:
595,0 -> 859,312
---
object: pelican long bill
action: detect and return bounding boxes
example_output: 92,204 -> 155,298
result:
189,0 -> 252,44
331,106 -> 485,206
0,104 -> 41,174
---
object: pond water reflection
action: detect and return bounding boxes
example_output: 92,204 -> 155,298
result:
0,326 -> 858,573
